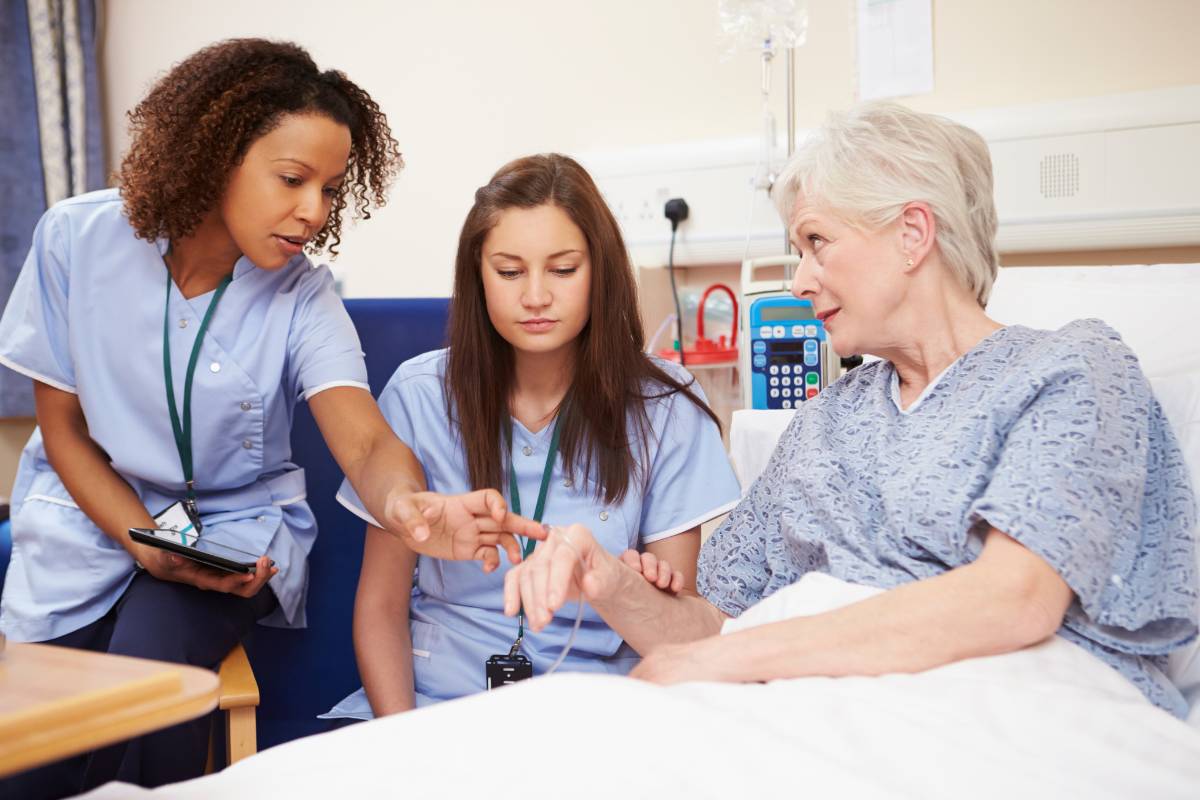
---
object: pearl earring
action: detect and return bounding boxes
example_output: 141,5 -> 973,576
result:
905,257 -> 914,267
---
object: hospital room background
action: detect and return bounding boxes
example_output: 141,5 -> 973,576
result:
3,0 -> 1200,792
1,0 -> 1199,484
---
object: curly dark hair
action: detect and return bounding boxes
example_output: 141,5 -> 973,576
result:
117,38 -> 402,255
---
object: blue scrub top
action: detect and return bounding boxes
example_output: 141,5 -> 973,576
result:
324,348 -> 741,717
0,189 -> 369,641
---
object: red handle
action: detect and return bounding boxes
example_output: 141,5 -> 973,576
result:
696,283 -> 738,348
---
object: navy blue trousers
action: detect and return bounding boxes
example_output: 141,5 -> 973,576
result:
0,572 -> 276,799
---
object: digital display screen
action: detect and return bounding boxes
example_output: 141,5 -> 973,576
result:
769,342 -> 808,353
758,304 -> 815,322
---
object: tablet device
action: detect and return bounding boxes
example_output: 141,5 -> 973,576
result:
129,528 -> 272,574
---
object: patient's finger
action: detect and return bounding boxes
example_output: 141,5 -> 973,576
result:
518,560 -> 540,630
655,559 -> 673,590
548,536 -> 579,610
670,568 -> 684,594
529,541 -> 552,627
640,552 -> 659,583
503,564 -> 522,616
619,550 -> 643,572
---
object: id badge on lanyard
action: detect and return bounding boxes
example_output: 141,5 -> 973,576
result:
485,414 -> 562,690
162,268 -> 232,533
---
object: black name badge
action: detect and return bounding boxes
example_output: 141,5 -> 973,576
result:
485,653 -> 533,689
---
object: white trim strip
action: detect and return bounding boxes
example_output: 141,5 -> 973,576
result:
25,493 -> 79,509
641,498 -> 740,545
412,648 -> 431,659
0,354 -> 77,394
272,492 -> 307,507
303,380 -> 371,401
335,490 -> 381,528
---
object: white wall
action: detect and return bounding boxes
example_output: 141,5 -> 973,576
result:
94,0 -> 1200,300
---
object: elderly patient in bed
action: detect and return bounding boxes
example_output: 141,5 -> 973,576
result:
506,100 -> 1198,720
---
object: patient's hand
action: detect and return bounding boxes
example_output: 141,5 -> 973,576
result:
619,550 -> 685,594
383,489 -> 547,573
503,524 -> 622,631
630,637 -> 732,685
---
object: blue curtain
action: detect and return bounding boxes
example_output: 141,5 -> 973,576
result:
0,0 -> 103,417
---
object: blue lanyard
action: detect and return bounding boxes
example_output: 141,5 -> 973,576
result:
163,269 -> 232,526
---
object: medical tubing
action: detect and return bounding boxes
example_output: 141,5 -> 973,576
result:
543,527 -> 586,676
645,312 -> 677,355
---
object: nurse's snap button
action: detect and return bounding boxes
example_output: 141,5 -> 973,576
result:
1111,574 -> 1124,587
178,319 -> 188,328
257,515 -> 266,523
521,445 -> 533,457
240,401 -> 252,411
242,439 -> 253,449
210,362 -> 221,373
599,511 -> 609,522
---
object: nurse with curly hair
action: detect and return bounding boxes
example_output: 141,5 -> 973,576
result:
0,38 -> 542,798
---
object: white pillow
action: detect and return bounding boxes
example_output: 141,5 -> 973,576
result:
1151,371 -> 1200,725
986,264 -> 1200,377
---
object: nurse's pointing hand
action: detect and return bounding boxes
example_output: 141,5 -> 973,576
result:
383,489 -> 547,572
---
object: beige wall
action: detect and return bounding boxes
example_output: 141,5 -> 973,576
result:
99,0 -> 1200,299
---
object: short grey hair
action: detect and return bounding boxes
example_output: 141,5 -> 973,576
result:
772,101 -> 1000,306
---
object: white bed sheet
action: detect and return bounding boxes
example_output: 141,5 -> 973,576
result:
83,573 -> 1200,799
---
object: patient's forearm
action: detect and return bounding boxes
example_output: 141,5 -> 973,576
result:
588,552 -> 728,655
707,534 -> 1071,683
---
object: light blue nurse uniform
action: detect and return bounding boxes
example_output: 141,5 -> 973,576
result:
323,348 -> 741,717
0,189 -> 369,641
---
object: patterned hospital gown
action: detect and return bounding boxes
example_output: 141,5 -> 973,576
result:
698,320 -> 1198,717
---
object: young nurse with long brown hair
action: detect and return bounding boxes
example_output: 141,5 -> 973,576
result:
324,154 -> 741,717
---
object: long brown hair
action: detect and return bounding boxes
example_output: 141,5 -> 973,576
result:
445,154 -> 719,505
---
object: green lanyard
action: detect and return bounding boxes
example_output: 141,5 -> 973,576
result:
507,415 -> 562,643
163,269 -> 232,527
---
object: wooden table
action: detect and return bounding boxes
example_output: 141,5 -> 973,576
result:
0,642 -> 219,777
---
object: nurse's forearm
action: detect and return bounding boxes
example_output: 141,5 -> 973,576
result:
587,549 -> 728,655
308,387 -> 425,525
354,525 -> 418,716
356,433 -> 427,519
355,606 -> 417,716
34,382 -> 156,553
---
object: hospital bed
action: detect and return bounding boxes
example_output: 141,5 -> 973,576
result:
81,265 -> 1200,799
